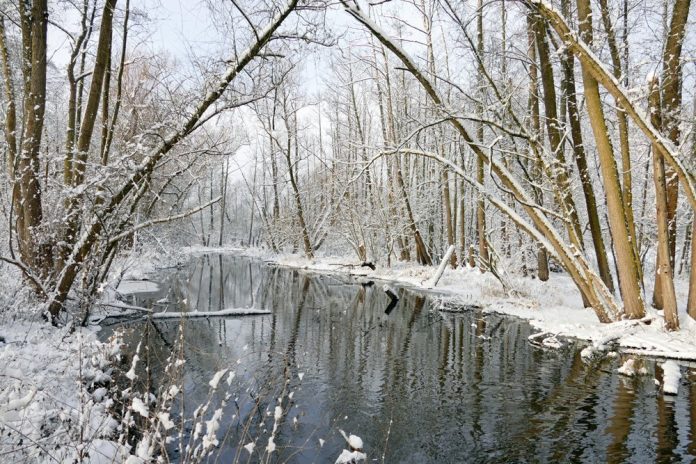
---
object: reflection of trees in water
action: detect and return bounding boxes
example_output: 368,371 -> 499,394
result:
114,255 -> 696,463
606,376 -> 636,464
656,364 -> 680,462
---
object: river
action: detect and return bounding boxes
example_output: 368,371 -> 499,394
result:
105,253 -> 696,463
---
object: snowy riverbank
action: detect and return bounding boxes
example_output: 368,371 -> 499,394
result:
2,244 -> 694,463
0,319 -> 127,463
184,245 -> 696,362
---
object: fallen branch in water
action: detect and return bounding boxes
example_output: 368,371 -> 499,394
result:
330,262 -> 377,271
151,308 -> 271,319
98,301 -> 154,313
621,349 -> 696,362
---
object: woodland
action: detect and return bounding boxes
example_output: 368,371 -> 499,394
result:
1,0 -> 694,328
1,0 -> 696,460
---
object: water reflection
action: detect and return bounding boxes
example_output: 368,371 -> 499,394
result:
110,254 -> 696,463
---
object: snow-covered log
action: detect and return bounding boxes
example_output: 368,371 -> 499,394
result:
662,361 -> 681,395
426,245 -> 455,288
151,308 -> 271,319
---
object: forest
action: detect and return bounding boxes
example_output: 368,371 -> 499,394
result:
1,0 -> 696,462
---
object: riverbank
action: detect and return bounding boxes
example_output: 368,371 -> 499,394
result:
183,245 -> 696,362
0,317 -> 127,463
2,244 -> 693,462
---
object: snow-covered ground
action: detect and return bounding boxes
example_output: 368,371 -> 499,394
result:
2,244 -> 694,462
0,319 -> 128,463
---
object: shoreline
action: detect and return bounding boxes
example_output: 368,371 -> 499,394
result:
180,246 -> 696,362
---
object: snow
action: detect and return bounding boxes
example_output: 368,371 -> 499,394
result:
617,359 -> 636,376
335,449 -> 367,463
158,411 -> 175,430
0,321 -> 128,463
662,361 -> 682,395
209,368 -> 228,389
340,429 -> 364,450
266,436 -> 277,453
132,397 -> 149,418
203,408 -> 223,449
126,351 -> 140,380
151,308 -> 271,319
1,388 -> 36,412
117,279 -> 161,294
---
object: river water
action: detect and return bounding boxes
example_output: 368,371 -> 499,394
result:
108,253 -> 696,463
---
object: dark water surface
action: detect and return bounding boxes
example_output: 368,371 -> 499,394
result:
108,254 -> 696,463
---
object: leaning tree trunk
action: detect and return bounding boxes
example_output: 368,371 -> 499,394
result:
559,0 -> 614,293
62,0 -> 117,271
574,0 -> 645,319
532,15 -> 584,251
597,0 -> 639,270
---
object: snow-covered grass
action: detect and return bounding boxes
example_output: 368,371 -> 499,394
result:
0,244 -> 183,464
0,319 -> 127,463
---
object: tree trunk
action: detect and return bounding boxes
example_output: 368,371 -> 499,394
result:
660,0 -> 691,266
0,17 -> 22,246
648,76 -> 679,330
476,0 -> 489,271
526,13 -> 549,281
559,0 -> 614,292
62,0 -> 117,269
597,0 -> 638,270
443,168 -> 457,268
574,0 -> 645,319
17,0 -> 49,277
532,15 -> 584,250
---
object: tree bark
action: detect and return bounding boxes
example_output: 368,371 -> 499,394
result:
573,0 -> 645,319
660,0 -> 691,265
648,76 -> 679,330
476,0 -> 489,271
526,13 -> 549,281
559,0 -> 614,292
17,0 -> 49,276
0,17 -> 22,246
